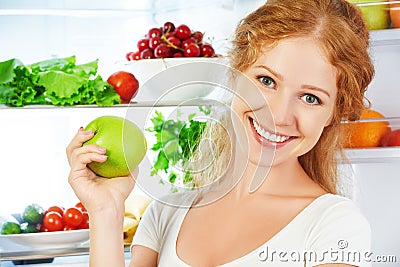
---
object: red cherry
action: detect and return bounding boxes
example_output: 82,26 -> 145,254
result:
154,43 -> 172,58
175,24 -> 191,40
149,36 -> 163,50
163,22 -> 175,33
130,51 -> 141,60
148,27 -> 162,38
181,37 -> 197,49
173,51 -> 184,57
167,36 -> 181,48
165,32 -> 175,39
184,43 -> 201,57
200,44 -> 215,57
140,48 -> 155,59
191,31 -> 203,43
137,38 -> 149,52
125,52 -> 134,61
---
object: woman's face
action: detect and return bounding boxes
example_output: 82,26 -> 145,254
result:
231,37 -> 337,168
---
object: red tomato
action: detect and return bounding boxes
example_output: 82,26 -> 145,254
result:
39,224 -> 49,232
45,205 -> 64,216
43,211 -> 64,232
75,202 -> 86,212
107,71 -> 139,103
78,212 -> 89,229
63,225 -> 77,231
63,207 -> 83,227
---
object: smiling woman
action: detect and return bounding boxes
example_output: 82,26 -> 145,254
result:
66,0 -> 375,267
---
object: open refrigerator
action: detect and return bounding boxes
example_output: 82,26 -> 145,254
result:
0,0 -> 399,266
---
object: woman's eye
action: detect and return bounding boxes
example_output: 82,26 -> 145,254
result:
258,76 -> 275,88
301,94 -> 321,105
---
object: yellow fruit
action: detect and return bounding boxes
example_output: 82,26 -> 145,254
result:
125,194 -> 152,221
123,217 -> 139,244
341,109 -> 390,148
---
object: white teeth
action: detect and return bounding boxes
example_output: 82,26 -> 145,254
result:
251,119 -> 290,143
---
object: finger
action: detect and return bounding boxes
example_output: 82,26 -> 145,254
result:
69,144 -> 106,166
66,128 -> 95,165
70,152 -> 108,173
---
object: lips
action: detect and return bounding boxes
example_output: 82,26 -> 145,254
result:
249,117 -> 295,145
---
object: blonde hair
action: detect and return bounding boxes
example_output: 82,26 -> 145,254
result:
192,0 -> 374,194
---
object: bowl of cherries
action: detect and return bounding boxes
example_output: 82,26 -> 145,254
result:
121,22 -> 228,101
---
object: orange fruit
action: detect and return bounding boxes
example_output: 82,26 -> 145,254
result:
389,0 -> 400,28
341,109 -> 391,148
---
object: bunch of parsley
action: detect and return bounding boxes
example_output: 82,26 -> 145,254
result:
0,56 -> 120,107
146,106 -> 211,189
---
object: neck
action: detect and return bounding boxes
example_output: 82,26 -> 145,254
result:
226,147 -> 310,201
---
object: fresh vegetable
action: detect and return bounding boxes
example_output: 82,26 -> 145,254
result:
21,204 -> 44,224
107,71 -> 139,103
63,207 -> 83,227
75,202 -> 86,212
20,222 -> 40,233
45,206 -> 64,217
1,221 -> 21,235
77,212 -> 89,229
0,56 -> 121,107
146,106 -> 211,189
43,211 -> 64,232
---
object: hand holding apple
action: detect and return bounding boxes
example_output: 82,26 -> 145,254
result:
83,116 -> 147,178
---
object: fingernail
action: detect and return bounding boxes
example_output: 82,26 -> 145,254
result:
100,155 -> 108,160
98,147 -> 106,153
84,130 -> 92,135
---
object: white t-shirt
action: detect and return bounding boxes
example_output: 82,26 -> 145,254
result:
132,192 -> 371,267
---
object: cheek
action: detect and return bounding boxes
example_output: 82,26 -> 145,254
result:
299,110 -> 333,141
232,74 -> 270,112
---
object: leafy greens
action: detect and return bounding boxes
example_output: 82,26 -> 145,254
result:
0,56 -> 120,107
146,106 -> 211,190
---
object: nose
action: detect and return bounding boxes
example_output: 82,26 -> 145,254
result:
267,91 -> 295,126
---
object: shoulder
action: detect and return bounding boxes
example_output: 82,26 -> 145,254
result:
307,194 -> 371,250
303,194 -> 372,266
144,190 -> 198,222
315,194 -> 369,225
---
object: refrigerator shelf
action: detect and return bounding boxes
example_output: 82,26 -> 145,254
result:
370,28 -> 400,46
344,146 -> 400,163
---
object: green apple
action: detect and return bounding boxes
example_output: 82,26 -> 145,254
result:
83,116 -> 147,178
349,0 -> 390,30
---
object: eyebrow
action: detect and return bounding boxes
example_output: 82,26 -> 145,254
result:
254,65 -> 331,98
301,85 -> 331,98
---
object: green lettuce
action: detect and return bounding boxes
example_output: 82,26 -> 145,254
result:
0,56 -> 120,107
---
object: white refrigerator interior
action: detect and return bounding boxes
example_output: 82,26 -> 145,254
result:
0,0 -> 399,266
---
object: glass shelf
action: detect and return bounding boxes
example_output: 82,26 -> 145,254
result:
0,99 -> 219,109
370,28 -> 400,46
344,146 -> 400,164
0,244 -> 131,261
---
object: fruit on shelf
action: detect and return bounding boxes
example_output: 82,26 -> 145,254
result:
381,129 -> 400,147
123,194 -> 152,244
126,21 -> 218,60
83,116 -> 147,178
349,0 -> 390,30
389,0 -> 400,28
107,71 -> 139,103
341,108 -> 391,148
